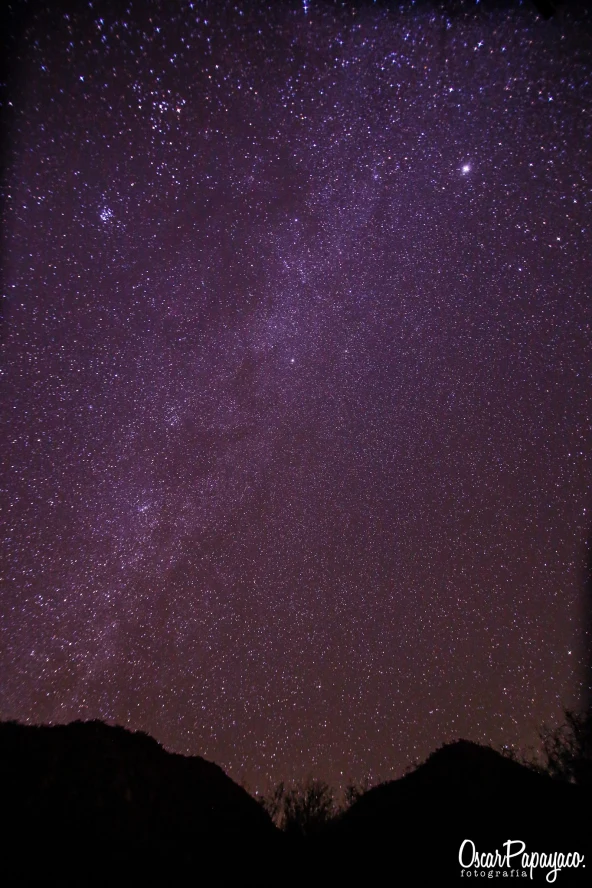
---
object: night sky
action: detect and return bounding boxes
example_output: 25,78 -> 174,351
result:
2,0 -> 591,793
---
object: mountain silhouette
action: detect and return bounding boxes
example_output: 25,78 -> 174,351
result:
0,719 -> 280,881
317,740 -> 591,884
2,724 -> 590,885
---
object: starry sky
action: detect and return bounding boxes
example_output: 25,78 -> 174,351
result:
1,0 -> 591,792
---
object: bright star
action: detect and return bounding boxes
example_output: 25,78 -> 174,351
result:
461,164 -> 471,174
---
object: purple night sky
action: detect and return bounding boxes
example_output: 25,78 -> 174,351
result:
2,0 -> 591,792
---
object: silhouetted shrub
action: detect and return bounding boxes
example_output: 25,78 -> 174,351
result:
539,709 -> 592,787
342,776 -> 371,809
258,780 -> 286,825
259,777 -> 337,837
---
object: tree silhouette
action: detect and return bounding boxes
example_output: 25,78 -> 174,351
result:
343,776 -> 371,809
258,780 -> 286,826
539,709 -> 592,788
282,778 -> 335,838
259,777 -> 336,837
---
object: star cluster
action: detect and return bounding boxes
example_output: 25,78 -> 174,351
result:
2,0 -> 591,791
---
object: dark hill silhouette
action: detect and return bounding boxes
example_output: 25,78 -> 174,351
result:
3,724 -> 590,885
317,740 -> 592,884
347,738 -> 576,810
0,719 -> 281,881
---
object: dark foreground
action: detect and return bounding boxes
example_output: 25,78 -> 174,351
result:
1,720 -> 590,885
